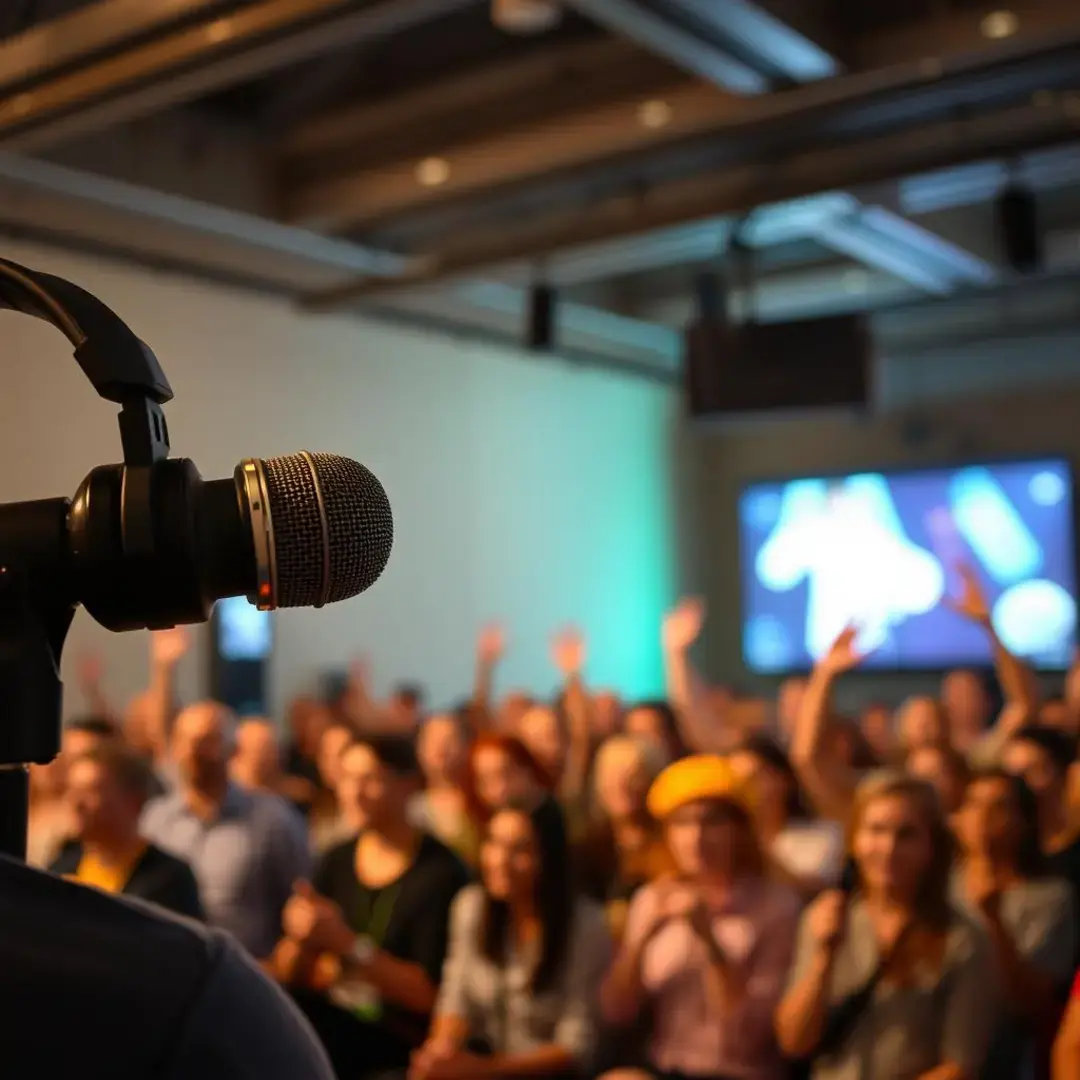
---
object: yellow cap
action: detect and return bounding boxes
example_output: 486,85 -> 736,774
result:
646,754 -> 753,821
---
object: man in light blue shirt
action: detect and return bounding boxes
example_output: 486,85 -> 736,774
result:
142,701 -> 311,958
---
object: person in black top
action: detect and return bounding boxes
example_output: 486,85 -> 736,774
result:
273,734 -> 469,1079
49,740 -> 203,920
0,852 -> 334,1079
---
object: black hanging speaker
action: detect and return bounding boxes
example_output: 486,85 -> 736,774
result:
683,313 -> 873,420
996,184 -> 1042,273
527,284 -> 555,351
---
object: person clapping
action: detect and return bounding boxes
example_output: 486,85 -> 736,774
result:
599,755 -> 800,1080
273,736 -> 469,1080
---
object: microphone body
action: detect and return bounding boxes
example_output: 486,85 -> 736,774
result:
0,452 -> 393,632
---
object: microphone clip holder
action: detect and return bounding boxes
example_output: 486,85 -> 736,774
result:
0,257 -> 176,860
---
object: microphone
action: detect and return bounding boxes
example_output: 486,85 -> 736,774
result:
0,450 -> 393,632
0,256 -> 396,861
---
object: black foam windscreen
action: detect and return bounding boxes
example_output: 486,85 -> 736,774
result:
258,452 -> 393,608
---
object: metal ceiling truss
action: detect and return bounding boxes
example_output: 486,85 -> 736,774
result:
302,99 -> 1075,308
564,0 -> 999,296
277,0 -> 1080,235
0,0 -> 474,153
0,150 -> 679,374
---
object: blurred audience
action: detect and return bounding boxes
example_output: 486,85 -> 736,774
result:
30,559 -> 1080,1080
51,740 -> 203,919
278,735 -> 469,1079
142,701 -> 310,957
601,755 -> 800,1080
576,734 -> 672,938
231,718 -> 286,794
777,772 -> 996,1080
465,733 -> 551,826
955,769 -> 1074,1080
730,734 -> 844,895
412,800 -> 610,1080
413,711 -> 478,863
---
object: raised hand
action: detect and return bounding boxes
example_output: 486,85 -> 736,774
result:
817,625 -> 865,676
347,656 -> 371,688
76,651 -> 105,687
662,597 -> 705,652
150,625 -> 190,667
550,626 -> 586,677
476,623 -> 506,665
947,563 -> 991,626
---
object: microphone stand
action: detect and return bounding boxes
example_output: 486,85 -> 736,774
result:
0,257 -> 175,862
0,569 -> 71,860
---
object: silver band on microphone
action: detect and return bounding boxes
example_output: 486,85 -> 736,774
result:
238,458 -> 278,610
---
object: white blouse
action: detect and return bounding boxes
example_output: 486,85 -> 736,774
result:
771,819 -> 845,885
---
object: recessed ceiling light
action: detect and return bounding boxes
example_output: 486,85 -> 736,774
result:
491,0 -> 562,35
205,18 -> 233,43
416,157 -> 451,188
638,99 -> 673,130
981,10 -> 1018,40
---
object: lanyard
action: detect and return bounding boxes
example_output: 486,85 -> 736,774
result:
355,882 -> 401,946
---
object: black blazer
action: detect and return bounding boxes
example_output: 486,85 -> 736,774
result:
50,841 -> 205,921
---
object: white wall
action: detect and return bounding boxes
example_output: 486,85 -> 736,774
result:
0,239 -> 679,718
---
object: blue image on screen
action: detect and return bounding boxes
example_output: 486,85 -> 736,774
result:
217,596 -> 272,661
738,458 -> 1078,672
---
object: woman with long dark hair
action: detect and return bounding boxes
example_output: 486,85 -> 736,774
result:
955,769 -> 1075,1080
776,772 -> 997,1080
410,798 -> 610,1080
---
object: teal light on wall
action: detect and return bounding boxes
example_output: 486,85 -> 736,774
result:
578,413 -> 677,701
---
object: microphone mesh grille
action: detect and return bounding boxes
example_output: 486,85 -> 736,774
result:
259,452 -> 393,608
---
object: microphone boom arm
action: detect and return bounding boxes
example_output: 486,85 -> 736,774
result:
0,256 -> 182,860
0,258 -> 172,465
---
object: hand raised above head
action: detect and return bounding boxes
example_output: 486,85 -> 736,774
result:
817,625 -> 866,676
550,626 -> 586,676
476,623 -> 506,664
150,625 -> 190,666
662,597 -> 705,652
946,563 -> 991,626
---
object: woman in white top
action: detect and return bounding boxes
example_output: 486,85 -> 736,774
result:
729,734 -> 844,897
411,798 -> 610,1080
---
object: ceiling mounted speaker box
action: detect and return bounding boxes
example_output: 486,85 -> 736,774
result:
996,184 -> 1043,273
684,313 -> 873,421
